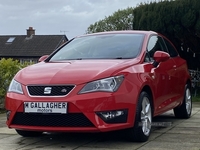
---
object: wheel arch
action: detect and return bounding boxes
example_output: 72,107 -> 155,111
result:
141,85 -> 154,115
186,79 -> 192,90
178,78 -> 192,107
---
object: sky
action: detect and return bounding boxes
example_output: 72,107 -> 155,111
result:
0,0 -> 149,40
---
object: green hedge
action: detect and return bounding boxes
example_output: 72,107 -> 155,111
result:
0,58 -> 32,109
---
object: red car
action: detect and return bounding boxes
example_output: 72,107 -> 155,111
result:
5,30 -> 192,142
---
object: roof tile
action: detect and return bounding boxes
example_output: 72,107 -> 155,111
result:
0,35 -> 68,57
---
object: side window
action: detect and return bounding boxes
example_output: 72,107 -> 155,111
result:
146,35 -> 168,61
163,38 -> 178,57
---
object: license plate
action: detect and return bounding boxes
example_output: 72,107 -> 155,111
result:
24,102 -> 67,114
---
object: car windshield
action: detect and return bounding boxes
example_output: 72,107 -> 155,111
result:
49,33 -> 144,61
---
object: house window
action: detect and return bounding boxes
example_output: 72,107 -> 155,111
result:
6,37 -> 15,43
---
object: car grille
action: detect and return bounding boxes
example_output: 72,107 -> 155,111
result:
12,112 -> 94,127
27,85 -> 74,96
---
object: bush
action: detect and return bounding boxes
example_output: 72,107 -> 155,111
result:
0,58 -> 33,109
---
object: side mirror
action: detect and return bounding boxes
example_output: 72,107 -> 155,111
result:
38,55 -> 49,62
153,51 -> 170,67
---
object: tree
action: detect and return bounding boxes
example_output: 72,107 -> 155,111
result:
86,7 -> 134,33
133,0 -> 200,69
86,0 -> 200,69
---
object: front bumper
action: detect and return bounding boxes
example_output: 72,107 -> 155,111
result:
5,83 -> 137,132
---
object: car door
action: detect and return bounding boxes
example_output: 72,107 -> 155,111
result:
146,35 -> 177,114
162,37 -> 185,103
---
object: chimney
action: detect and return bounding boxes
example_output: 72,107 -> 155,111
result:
26,27 -> 35,37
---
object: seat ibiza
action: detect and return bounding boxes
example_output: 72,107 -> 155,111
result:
5,30 -> 192,142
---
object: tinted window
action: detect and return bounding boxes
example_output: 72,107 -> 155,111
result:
163,38 -> 178,57
146,35 -> 168,61
49,34 -> 144,61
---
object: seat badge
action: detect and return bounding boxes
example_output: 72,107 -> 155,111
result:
44,87 -> 52,94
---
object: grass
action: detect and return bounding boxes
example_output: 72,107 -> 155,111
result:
192,95 -> 200,102
0,109 -> 6,114
192,87 -> 200,102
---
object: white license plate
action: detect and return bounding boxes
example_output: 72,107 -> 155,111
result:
24,102 -> 67,114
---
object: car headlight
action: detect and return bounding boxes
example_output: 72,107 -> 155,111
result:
79,75 -> 124,94
8,79 -> 23,94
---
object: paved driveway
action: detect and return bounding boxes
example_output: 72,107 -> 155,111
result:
0,103 -> 200,150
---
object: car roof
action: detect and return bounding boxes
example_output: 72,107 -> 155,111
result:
75,30 -> 158,38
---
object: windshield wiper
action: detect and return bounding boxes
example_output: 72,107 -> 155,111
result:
115,57 -> 123,59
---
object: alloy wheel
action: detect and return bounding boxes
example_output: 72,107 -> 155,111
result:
140,97 -> 152,136
185,88 -> 192,115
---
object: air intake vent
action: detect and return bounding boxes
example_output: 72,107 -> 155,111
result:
27,85 -> 74,96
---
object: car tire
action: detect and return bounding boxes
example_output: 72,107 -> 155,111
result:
173,84 -> 192,119
127,91 -> 152,142
16,129 -> 43,137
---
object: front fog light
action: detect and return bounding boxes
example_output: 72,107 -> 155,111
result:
6,110 -> 11,120
96,109 -> 128,124
100,111 -> 124,119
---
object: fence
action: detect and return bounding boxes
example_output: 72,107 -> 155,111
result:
189,69 -> 200,97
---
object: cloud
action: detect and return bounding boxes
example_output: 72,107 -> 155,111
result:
0,0 -> 149,39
